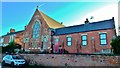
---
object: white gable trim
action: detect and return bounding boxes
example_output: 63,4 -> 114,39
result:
32,19 -> 41,29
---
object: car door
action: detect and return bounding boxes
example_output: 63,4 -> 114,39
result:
4,55 -> 9,64
7,55 -> 12,64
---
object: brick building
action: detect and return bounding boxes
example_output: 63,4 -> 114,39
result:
0,8 -> 116,54
0,28 -> 24,48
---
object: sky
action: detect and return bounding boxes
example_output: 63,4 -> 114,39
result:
1,2 -> 119,36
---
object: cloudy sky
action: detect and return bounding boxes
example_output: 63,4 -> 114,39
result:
1,1 -> 119,36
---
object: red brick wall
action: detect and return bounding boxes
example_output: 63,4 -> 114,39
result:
54,29 -> 116,53
24,9 -> 51,51
21,54 -> 120,66
3,36 -> 10,44
2,31 -> 24,48
14,31 -> 24,48
23,9 -> 116,54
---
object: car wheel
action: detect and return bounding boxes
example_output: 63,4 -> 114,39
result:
2,61 -> 6,66
11,62 -> 14,67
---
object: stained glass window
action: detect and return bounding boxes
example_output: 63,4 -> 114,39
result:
32,21 -> 40,38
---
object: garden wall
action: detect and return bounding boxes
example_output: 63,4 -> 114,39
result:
21,54 -> 120,66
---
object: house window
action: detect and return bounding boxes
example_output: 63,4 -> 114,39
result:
67,36 -> 72,46
100,33 -> 107,45
119,26 -> 120,32
0,38 -> 4,43
32,20 -> 40,38
0,38 -> 4,46
9,35 -> 14,42
55,38 -> 59,42
82,35 -> 87,46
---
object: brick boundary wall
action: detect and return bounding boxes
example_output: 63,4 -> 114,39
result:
20,54 -> 120,66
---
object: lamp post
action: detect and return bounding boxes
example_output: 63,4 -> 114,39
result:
23,37 -> 26,52
23,42 -> 25,52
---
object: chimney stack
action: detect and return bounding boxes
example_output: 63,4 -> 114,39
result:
61,22 -> 63,24
84,18 -> 89,24
10,28 -> 15,33
25,25 -> 27,30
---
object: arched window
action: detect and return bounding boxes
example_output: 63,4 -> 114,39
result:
32,20 -> 40,38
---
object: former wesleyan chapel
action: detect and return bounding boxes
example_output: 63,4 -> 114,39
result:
0,8 -> 116,54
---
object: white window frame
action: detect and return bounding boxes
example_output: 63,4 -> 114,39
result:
67,36 -> 72,47
81,35 -> 87,46
99,33 -> 107,46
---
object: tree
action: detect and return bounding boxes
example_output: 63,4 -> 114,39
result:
111,36 -> 120,55
8,41 -> 17,53
2,41 -> 17,53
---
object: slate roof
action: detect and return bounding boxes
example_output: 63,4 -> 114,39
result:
2,30 -> 24,37
55,18 -> 115,35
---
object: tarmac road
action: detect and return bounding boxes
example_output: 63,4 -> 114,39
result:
2,66 -> 27,68
1,64 -> 27,68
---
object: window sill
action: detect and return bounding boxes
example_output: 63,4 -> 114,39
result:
82,45 -> 87,46
100,45 -> 108,46
67,45 -> 72,47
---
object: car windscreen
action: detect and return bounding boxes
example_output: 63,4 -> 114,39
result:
12,55 -> 22,59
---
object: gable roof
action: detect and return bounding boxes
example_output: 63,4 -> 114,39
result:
55,18 -> 115,35
38,10 -> 64,29
2,30 -> 24,37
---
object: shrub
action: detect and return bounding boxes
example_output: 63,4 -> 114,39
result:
2,41 -> 19,53
111,36 -> 120,55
